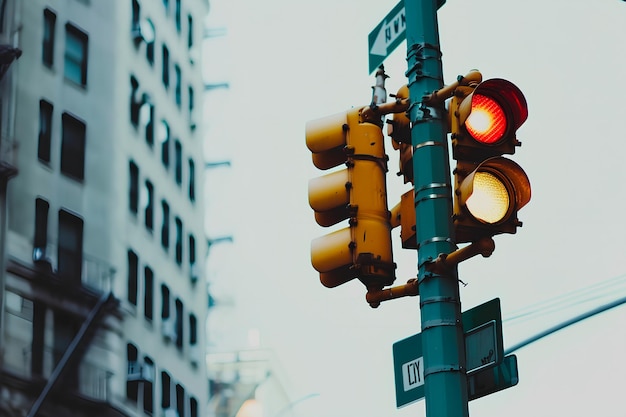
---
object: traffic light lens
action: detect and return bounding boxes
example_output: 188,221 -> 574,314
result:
465,94 -> 507,144
466,171 -> 510,224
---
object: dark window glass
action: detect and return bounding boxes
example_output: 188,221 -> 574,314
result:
64,23 -> 88,86
34,198 -> 49,256
188,158 -> 195,201
32,302 -> 46,375
132,0 -> 140,29
187,15 -> 193,49
128,250 -> 138,305
161,200 -> 170,249
60,112 -> 86,180
190,397 -> 198,417
174,64 -> 181,107
189,314 -> 197,345
145,103 -> 154,146
53,311 -> 79,389
174,140 -> 182,185
176,383 -> 185,417
144,266 -> 154,320
42,9 -> 56,66
126,343 -> 139,401
129,160 -> 139,214
145,19 -> 155,65
175,0 -> 181,32
143,356 -> 154,413
130,75 -> 140,126
162,44 -> 169,88
175,299 -> 183,349
159,120 -> 170,168
144,180 -> 154,230
161,284 -> 170,319
38,100 -> 53,163
188,234 -> 196,266
188,85 -> 194,118
175,217 -> 182,265
57,209 -> 83,285
161,371 -> 171,408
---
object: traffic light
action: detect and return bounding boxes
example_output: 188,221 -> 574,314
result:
449,74 -> 531,243
387,85 -> 413,184
306,107 -> 395,290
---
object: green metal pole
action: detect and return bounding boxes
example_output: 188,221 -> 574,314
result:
404,1 -> 469,416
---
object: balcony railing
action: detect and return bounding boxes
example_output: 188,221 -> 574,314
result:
32,243 -> 116,293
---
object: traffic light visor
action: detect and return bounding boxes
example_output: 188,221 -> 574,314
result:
460,79 -> 528,146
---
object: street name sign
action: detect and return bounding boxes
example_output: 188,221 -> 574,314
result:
367,0 -> 447,74
462,298 -> 503,374
392,298 -> 504,408
467,354 -> 519,401
392,332 -> 424,408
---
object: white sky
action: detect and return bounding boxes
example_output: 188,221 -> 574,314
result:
202,1 -> 626,417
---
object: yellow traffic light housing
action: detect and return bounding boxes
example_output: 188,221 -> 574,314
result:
450,78 -> 528,162
387,85 -> 413,184
307,107 -> 395,290
449,74 -> 531,243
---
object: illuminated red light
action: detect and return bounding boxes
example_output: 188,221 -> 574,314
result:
465,94 -> 507,144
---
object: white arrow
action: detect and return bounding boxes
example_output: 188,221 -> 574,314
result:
370,6 -> 406,57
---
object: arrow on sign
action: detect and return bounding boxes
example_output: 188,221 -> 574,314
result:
369,7 -> 406,57
368,0 -> 406,73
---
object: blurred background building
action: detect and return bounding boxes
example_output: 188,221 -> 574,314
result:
0,1 -> 209,416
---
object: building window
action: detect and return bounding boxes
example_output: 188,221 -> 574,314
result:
174,64 -> 181,107
34,198 -> 49,260
42,9 -> 56,67
175,298 -> 183,349
188,158 -> 195,202
161,284 -> 170,321
175,217 -> 182,265
174,140 -> 182,185
189,314 -> 197,346
143,356 -> 155,414
60,112 -> 86,180
130,75 -> 141,126
175,0 -> 181,32
57,209 -> 83,285
126,343 -> 139,401
131,0 -> 140,30
144,180 -> 154,230
187,15 -> 193,49
145,103 -> 154,146
144,266 -> 154,320
64,23 -> 88,86
161,200 -> 169,250
162,44 -> 169,89
161,371 -> 171,409
190,397 -> 198,417
53,311 -> 80,388
38,99 -> 53,163
145,19 -> 155,65
188,85 -> 195,129
176,383 -> 185,417
129,160 -> 139,214
159,120 -> 170,168
188,234 -> 196,269
128,250 -> 139,305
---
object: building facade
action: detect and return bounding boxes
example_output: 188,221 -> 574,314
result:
0,0 -> 210,416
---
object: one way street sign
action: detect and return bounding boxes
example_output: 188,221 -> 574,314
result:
367,0 -> 446,74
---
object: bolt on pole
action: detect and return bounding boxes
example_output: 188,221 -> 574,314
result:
404,0 -> 469,416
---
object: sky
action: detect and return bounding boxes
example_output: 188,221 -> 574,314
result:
201,1 -> 626,417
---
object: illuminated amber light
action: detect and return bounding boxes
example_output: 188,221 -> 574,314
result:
466,171 -> 510,224
465,94 -> 507,144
